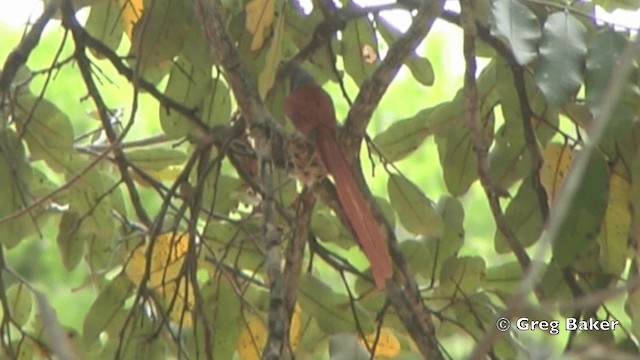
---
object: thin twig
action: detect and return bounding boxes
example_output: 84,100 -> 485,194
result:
0,0 -> 58,95
60,0 -> 151,226
459,1 -> 530,269
189,1 -> 286,358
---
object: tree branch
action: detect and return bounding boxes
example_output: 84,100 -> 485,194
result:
190,1 -> 287,358
60,0 -> 151,227
341,0 -> 442,155
0,0 -> 58,96
459,1 -> 530,269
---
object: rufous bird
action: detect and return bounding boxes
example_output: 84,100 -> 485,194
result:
284,68 -> 393,289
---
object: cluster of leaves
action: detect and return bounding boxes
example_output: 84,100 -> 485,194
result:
0,0 -> 640,359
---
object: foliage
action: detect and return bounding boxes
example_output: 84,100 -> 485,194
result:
0,0 -> 639,359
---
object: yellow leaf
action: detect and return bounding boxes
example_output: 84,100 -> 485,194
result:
236,304 -> 303,359
362,327 -> 401,358
118,0 -> 144,39
258,11 -> 285,99
598,164 -> 631,275
289,303 -> 302,349
159,280 -> 195,328
245,0 -> 275,51
125,232 -> 189,288
540,143 -> 574,204
237,314 -> 267,360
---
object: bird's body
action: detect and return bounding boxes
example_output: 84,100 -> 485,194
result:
285,74 -> 393,289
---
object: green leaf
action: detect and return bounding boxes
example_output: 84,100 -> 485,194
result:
374,104 -> 449,162
376,17 -> 434,86
432,197 -> 465,258
181,13 -> 215,69
439,256 -> 485,296
409,198 -> 464,281
310,207 -> 341,242
125,147 -> 187,172
586,29 -> 635,143
7,283 -> 33,327
342,16 -> 377,86
201,173 -> 245,215
400,240 -> 432,277
387,174 -> 443,237
494,177 -> 543,253
160,57 -> 211,138
298,273 -> 374,335
436,111 -> 494,196
329,334 -> 369,360
211,278 -> 241,359
203,220 -> 264,270
11,339 -> 34,360
489,0 -> 541,65
68,169 -> 117,271
83,275 -> 134,348
85,0 -> 124,58
130,0 -> 189,70
375,61 -> 498,161
626,281 -> 640,340
586,29 -> 627,115
57,211 -> 86,271
594,0 -> 640,11
0,129 -> 36,248
534,12 -> 587,106
490,56 -> 558,188
15,94 -> 75,173
552,150 -> 608,267
485,261 -> 523,294
201,79 -> 232,127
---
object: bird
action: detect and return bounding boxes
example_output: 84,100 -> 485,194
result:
284,67 -> 393,289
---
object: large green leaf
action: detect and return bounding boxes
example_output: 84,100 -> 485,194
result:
201,173 -> 245,215
297,274 -> 374,335
534,12 -> 587,106
551,150 -> 608,266
14,94 -> 75,173
375,61 -> 498,162
201,79 -> 232,127
57,211 -> 87,271
160,57 -> 211,138
490,56 -> 557,188
387,174 -> 443,237
484,261 -> 523,294
342,16 -> 377,86
130,0 -> 190,71
0,129 -> 38,248
6,283 -> 33,327
436,111 -> 495,196
211,278 -> 241,359
203,220 -> 264,270
595,0 -> 640,11
67,168 -> 117,271
438,256 -> 485,296
494,177 -> 544,253
83,275 -> 134,348
125,147 -> 187,171
85,0 -> 124,58
376,17 -> 434,86
328,334 -> 369,360
586,29 -> 635,144
489,0 -> 541,65
412,197 -> 465,281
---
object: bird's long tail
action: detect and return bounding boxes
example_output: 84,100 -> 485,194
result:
317,130 -> 393,289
